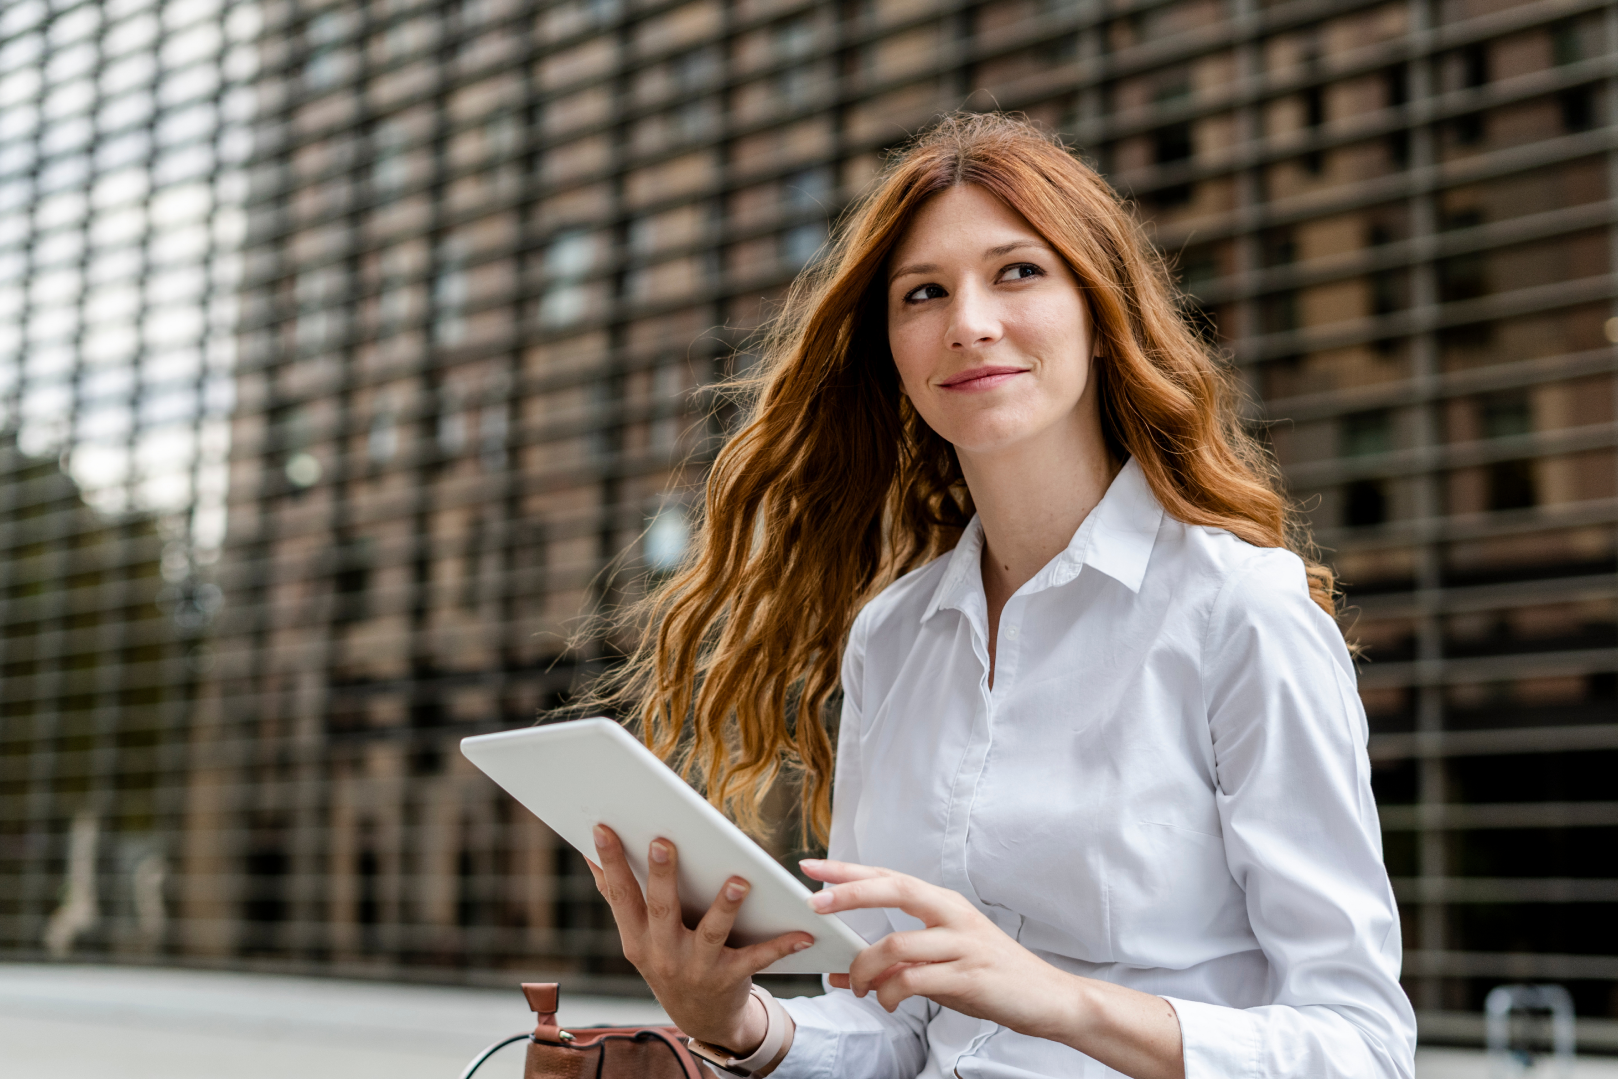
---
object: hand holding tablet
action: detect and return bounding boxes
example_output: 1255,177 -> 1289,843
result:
459,717 -> 869,974
586,821 -> 805,1068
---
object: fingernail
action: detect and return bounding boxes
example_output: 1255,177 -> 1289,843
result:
724,880 -> 748,901
793,941 -> 811,952
592,825 -> 608,846
650,841 -> 669,864
799,858 -> 822,866
808,889 -> 833,911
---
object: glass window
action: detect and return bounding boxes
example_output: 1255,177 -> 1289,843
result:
1340,410 -> 1392,457
36,190 -> 89,231
432,236 -> 467,345
37,155 -> 92,195
304,11 -> 350,91
538,283 -> 586,327
368,399 -> 400,462
49,4 -> 101,47
46,42 -> 98,83
160,63 -> 222,109
41,116 -> 94,157
782,167 -> 831,212
33,228 -> 84,269
781,221 -> 827,268
0,0 -> 47,37
151,223 -> 209,265
153,144 -> 214,185
644,504 -> 690,572
372,120 -> 410,197
100,91 -> 156,134
164,21 -> 224,69
1481,392 -> 1532,439
104,13 -> 161,57
97,130 -> 153,172
82,324 -> 135,367
0,34 -> 45,75
43,78 -> 96,121
104,51 -> 160,96
0,69 -> 42,109
0,142 -> 34,178
545,228 -> 595,279
85,282 -> 142,326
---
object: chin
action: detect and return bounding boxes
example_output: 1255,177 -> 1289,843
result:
923,399 -> 1044,449
933,419 -> 1046,458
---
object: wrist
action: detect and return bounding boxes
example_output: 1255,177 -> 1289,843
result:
1046,972 -> 1103,1050
687,984 -> 795,1077
720,991 -> 769,1056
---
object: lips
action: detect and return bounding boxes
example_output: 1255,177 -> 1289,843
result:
938,365 -> 1028,390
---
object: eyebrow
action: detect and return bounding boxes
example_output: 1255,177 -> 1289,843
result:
888,240 -> 1055,285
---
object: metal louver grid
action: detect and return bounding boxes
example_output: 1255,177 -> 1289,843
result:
1,0 -> 1615,1032
0,0 -> 254,961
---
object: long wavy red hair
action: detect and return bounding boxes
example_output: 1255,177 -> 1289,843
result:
591,113 -> 1333,844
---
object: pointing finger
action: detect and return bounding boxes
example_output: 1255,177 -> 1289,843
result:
798,858 -> 891,885
807,874 -> 962,926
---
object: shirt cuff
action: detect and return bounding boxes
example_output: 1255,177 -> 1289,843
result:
1163,995 -> 1260,1079
768,997 -> 839,1079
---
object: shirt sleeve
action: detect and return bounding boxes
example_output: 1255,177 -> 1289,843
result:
770,607 -> 932,1079
1164,547 -> 1417,1079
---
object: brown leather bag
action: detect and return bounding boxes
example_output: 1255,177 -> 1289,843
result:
517,982 -> 721,1079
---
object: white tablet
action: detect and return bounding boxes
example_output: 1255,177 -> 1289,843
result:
460,717 -> 869,974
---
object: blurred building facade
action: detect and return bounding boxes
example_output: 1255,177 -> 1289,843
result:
0,0 -> 249,965
0,435 -> 195,960
3,0 -> 1616,1036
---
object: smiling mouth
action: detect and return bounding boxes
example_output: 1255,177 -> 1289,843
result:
939,366 -> 1028,390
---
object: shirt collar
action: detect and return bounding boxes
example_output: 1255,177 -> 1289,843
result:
921,455 -> 1165,623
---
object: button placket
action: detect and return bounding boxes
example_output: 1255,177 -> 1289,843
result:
939,607 -> 994,905
989,595 -> 1026,694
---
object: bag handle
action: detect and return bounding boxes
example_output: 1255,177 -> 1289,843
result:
521,982 -> 561,1033
458,983 -> 564,1079
462,981 -> 714,1079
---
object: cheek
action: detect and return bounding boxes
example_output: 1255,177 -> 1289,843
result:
1044,356 -> 1094,416
886,321 -> 931,396
1018,302 -> 1093,396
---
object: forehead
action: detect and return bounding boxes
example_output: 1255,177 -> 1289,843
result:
891,184 -> 1045,260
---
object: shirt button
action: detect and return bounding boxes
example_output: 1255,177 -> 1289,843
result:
1005,625 -> 1019,640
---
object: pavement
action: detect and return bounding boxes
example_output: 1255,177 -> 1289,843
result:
4,962 -> 1618,1078
0,963 -> 668,1079
1415,1046 -> 1618,1078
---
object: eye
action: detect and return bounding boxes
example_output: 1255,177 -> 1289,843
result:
902,283 -> 948,304
998,262 -> 1044,283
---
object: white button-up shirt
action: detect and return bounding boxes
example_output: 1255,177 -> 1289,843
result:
775,457 -> 1416,1079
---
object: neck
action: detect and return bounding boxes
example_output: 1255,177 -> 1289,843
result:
959,413 -> 1118,601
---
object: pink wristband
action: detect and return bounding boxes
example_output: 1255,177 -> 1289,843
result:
686,984 -> 789,1077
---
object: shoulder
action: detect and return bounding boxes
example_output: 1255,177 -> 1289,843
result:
849,549 -> 953,642
1171,525 -> 1350,678
1151,516 -> 1288,584
840,551 -> 951,704
1146,519 -> 1344,665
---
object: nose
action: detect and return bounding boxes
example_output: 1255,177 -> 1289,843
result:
947,279 -> 1002,351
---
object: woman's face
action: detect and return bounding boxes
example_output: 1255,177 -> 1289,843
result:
885,184 -> 1097,460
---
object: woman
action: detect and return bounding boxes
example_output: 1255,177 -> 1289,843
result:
585,113 -> 1416,1079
